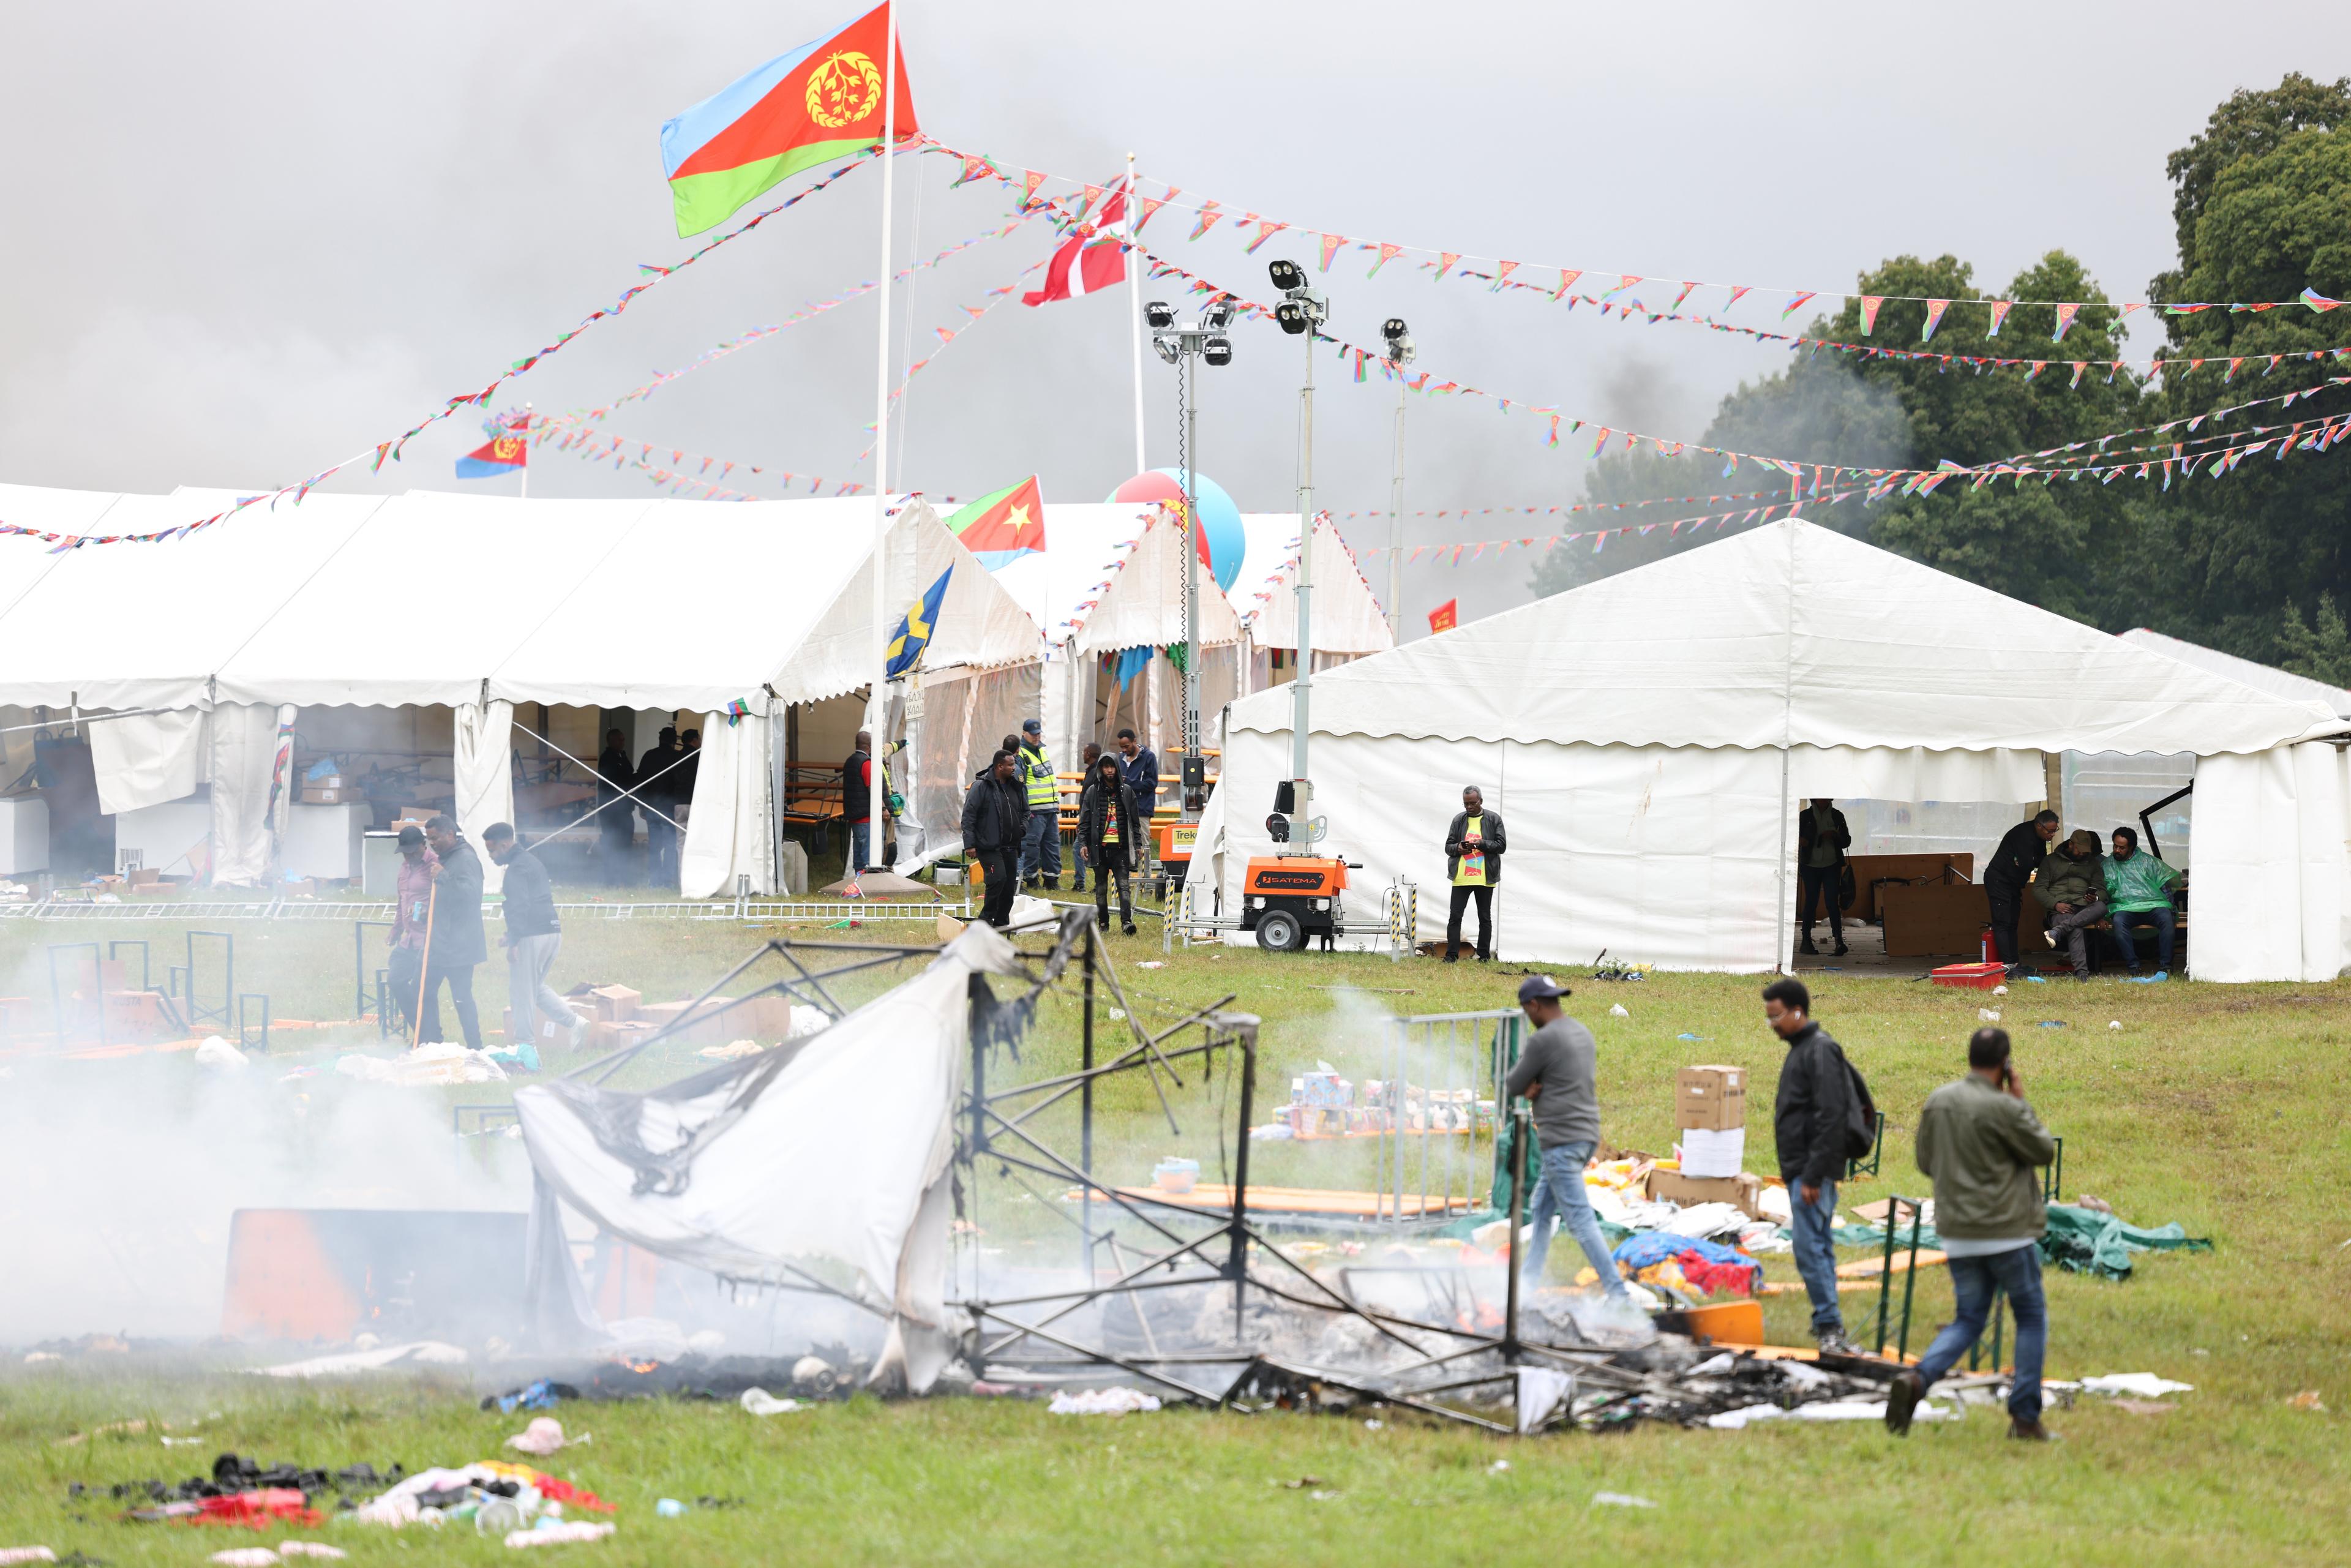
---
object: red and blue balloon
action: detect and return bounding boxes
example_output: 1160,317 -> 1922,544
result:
1107,469 -> 1243,593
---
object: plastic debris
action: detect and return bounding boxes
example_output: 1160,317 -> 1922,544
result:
2080,1373 -> 2194,1398
1594,1491 -> 1658,1509
1487,1460 -> 1511,1474
2287,1390 -> 2327,1411
1708,1400 -> 1954,1429
2109,1020 -> 2123,1030
504,1419 -> 585,1457
280,1546 -> 347,1559
0,1551 -> 57,1566
504,1521 -> 615,1548
193,1036 -> 249,1070
1674,1032 -> 1706,1041
738,1388 -> 804,1417
1991,984 -> 2009,996
255,1341 -> 468,1378
1048,1387 -> 1161,1415
209,1551 -> 280,1567
1607,1003 -> 1630,1018
654,1499 -> 686,1518
2038,1020 -> 2067,1029
484,1379 -> 578,1414
1978,1008 -> 2001,1022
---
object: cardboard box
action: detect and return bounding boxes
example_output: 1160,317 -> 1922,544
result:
567,983 -> 641,1024
583,1019 -> 659,1054
126,867 -> 160,887
1678,1125 -> 1747,1179
1646,1167 -> 1764,1220
1675,1065 -> 1747,1131
301,787 -> 353,805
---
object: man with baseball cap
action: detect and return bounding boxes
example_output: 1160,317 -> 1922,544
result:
1015,717 -> 1062,890
1504,974 -> 1637,1315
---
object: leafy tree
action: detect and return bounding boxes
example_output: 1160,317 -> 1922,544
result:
2275,594 -> 2351,686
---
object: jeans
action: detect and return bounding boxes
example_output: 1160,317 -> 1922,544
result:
418,958 -> 480,1049
388,943 -> 424,1036
1987,880 -> 2022,965
2047,900 -> 2110,977
1914,1242 -> 2047,1422
1522,1141 -> 1625,1296
1446,884 -> 1493,958
1092,848 -> 1131,929
2112,906 -> 2175,971
506,932 -> 579,1046
1019,808 -> 1061,883
1799,866 -> 1843,945
1787,1178 -> 1845,1335
848,822 -> 871,876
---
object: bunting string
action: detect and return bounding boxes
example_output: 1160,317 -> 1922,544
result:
926,136 -> 2346,322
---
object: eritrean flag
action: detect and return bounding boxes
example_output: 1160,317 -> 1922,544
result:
944,475 -> 1046,568
456,433 -> 528,480
659,3 -> 920,239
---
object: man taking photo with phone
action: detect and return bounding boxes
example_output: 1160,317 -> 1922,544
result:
1885,1026 -> 2058,1442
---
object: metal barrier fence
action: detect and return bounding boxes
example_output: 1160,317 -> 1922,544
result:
1366,1008 -> 1521,1226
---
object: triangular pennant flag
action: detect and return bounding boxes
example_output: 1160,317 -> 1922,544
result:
1858,295 -> 1884,335
1986,299 -> 2014,337
1318,232 -> 1344,272
1244,219 -> 1286,253
1491,260 -> 1520,291
2303,287 -> 2344,312
951,155 -> 994,188
1188,201 -> 1221,241
1136,188 -> 1175,231
1436,252 -> 1461,280
1552,268 -> 1583,301
2052,302 -> 2083,342
2069,361 -> 2088,387
1604,274 -> 1640,298
1670,281 -> 1698,311
1589,426 -> 1611,457
1726,285 -> 1751,311
1921,298 -> 1952,342
1781,291 -> 1817,320
1019,170 -> 1046,207
1368,242 -> 1406,277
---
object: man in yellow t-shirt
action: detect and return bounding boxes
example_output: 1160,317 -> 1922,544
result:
1443,785 -> 1507,962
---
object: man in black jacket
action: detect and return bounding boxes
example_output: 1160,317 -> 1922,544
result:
595,729 -> 636,885
484,821 -> 585,1059
1442,786 -> 1505,962
1078,752 -> 1141,936
1985,810 -> 2060,976
961,751 -> 1027,928
1764,977 -> 1862,1356
419,814 -> 489,1049
636,727 -> 683,888
1796,798 -> 1851,956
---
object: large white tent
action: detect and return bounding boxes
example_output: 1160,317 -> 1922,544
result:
1199,520 -> 2350,982
0,487 -> 1040,894
1224,512 -> 1395,687
989,502 -> 1244,770
2121,627 -> 2351,720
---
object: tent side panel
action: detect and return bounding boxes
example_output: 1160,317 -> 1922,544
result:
2188,749 -> 2306,981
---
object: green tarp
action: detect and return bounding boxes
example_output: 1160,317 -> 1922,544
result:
2038,1202 -> 2212,1280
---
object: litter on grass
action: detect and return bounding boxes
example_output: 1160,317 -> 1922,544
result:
506,1521 -> 615,1548
1708,1400 -> 1955,1430
0,1551 -> 55,1566
504,1419 -> 587,1456
1593,1492 -> 1658,1509
738,1388 -> 804,1416
1049,1388 -> 1162,1416
2080,1374 -> 2194,1398
255,1341 -> 468,1377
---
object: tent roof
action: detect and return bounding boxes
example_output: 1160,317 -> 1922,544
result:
1226,513 -> 1395,656
988,502 -> 1242,654
2120,628 -> 2351,721
1228,518 -> 2341,756
0,488 -> 1039,713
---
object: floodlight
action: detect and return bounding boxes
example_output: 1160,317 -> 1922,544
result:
1274,299 -> 1310,336
1203,299 -> 1234,331
1144,300 -> 1176,329
1267,258 -> 1306,293
1382,317 -> 1410,346
1152,335 -> 1180,366
1202,336 -> 1234,367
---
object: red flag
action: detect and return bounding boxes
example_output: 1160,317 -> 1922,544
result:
1428,598 -> 1459,634
1022,182 -> 1128,306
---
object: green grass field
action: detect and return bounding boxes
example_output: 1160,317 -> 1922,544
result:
1,907 -> 2346,1564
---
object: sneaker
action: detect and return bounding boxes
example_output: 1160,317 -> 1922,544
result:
1883,1370 -> 1924,1436
2044,930 -> 2060,949
1122,923 -> 1137,937
1816,1330 -> 1865,1359
2001,962 -> 2025,978
1442,952 -> 1460,964
1833,943 -> 1850,956
2006,1416 -> 2057,1442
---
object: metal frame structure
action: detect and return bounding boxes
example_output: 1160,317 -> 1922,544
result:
4,893 -> 972,925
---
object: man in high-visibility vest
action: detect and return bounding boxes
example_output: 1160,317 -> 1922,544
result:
1016,717 -> 1062,890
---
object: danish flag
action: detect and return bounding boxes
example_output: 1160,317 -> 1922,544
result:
1021,179 -> 1130,307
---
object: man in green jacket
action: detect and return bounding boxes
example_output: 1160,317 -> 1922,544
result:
1885,1026 -> 2057,1442
2105,826 -> 2183,978
2033,828 -> 2107,980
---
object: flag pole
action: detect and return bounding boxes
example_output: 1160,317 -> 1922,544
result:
1125,151 -> 1146,476
866,1 -> 901,740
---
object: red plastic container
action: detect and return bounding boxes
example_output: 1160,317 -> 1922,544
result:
1931,961 -> 2006,989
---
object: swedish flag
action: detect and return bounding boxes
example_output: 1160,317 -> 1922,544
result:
885,566 -> 953,678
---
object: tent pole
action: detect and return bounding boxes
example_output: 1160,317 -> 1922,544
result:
1125,151 -> 1146,477
864,2 -> 901,743
1081,922 -> 1096,1277
1776,520 -> 1798,973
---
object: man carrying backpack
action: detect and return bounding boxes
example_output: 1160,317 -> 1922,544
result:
1763,977 -> 1872,1357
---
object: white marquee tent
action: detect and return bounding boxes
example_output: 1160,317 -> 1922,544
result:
2120,627 -> 2351,720
1199,520 -> 2351,982
1224,512 -> 1395,686
0,486 -> 1040,894
989,502 -> 1244,770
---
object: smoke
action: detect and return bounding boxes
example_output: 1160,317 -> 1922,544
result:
0,1048 -> 531,1345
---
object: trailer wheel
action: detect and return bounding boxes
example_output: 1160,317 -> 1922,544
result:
1255,908 -> 1304,952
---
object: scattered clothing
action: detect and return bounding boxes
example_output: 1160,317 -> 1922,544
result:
1048,1387 -> 1161,1415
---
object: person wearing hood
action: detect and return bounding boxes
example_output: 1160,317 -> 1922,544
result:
1078,751 -> 1141,936
2034,828 -> 2108,981
2104,826 -> 2183,978
961,750 -> 1027,928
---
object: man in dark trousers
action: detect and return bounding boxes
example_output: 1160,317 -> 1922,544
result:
1796,797 -> 1851,956
1442,784 -> 1505,962
1117,728 -> 1160,877
595,728 -> 636,885
1986,809 -> 2060,976
841,729 -> 906,877
961,750 -> 1027,928
1886,1026 -> 2058,1442
1078,751 -> 1141,936
2035,829 -> 2108,981
1071,741 -> 1104,892
1763,977 -> 1863,1356
1015,718 -> 1061,890
419,814 -> 488,1049
636,726 -> 683,888
483,820 -> 585,1060
386,824 -> 437,1036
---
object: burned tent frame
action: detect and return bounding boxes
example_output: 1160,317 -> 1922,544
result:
535,912 -> 1687,1431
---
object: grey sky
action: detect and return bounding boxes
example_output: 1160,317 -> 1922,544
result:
1,1 -> 2344,629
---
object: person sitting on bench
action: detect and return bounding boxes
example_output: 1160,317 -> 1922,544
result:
2105,826 -> 2183,979
2034,829 -> 2107,981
